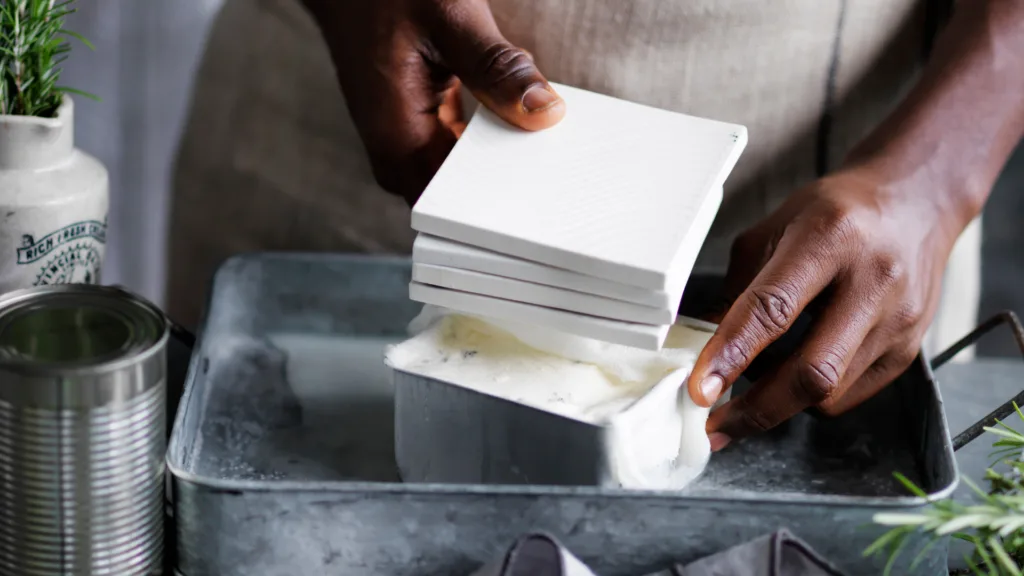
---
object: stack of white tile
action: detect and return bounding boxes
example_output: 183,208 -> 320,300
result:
409,83 -> 747,350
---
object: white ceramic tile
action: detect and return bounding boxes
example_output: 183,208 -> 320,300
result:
408,282 -> 670,350
411,83 -> 747,291
413,263 -> 675,324
412,183 -> 721,315
654,182 -> 723,304
412,235 -> 678,309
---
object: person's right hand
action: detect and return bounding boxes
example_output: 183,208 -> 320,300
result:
302,0 -> 567,204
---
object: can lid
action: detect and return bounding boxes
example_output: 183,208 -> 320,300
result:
0,286 -> 166,369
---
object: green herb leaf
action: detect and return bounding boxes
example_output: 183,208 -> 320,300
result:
867,406 -> 1024,572
1,0 -> 95,117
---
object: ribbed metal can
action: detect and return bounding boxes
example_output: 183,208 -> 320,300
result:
0,285 -> 169,576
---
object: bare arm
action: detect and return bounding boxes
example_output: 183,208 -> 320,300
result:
850,0 -> 1024,234
692,0 -> 1024,446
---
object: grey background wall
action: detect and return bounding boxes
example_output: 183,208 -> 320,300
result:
62,1 -> 1023,357
63,0 -> 224,307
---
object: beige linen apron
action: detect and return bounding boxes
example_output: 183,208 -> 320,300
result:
168,0 -> 977,359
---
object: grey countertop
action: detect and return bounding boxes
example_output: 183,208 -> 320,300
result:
933,358 -> 1024,571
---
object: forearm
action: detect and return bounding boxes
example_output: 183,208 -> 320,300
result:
847,0 -> 1024,234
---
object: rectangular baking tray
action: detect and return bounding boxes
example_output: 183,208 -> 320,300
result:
167,253 -> 957,576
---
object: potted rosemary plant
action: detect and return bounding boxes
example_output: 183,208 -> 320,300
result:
0,0 -> 105,294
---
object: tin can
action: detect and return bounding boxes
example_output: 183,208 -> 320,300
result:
0,285 -> 169,575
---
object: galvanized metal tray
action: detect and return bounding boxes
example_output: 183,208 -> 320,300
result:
167,253 -> 1007,576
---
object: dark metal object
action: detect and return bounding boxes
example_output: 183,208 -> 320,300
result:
168,321 -> 196,350
166,254 -> 1016,576
163,315 -> 195,576
929,311 -> 1024,451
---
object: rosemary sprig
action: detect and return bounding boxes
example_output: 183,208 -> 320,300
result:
866,403 -> 1024,575
0,0 -> 96,118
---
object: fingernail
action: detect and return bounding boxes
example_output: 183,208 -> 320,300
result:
708,432 -> 732,452
699,375 -> 724,405
522,85 -> 559,113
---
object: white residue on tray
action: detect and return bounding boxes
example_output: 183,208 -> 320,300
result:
268,333 -> 400,401
264,333 -> 406,481
188,333 -> 404,482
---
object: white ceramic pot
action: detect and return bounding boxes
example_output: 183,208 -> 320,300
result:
0,97 -> 108,294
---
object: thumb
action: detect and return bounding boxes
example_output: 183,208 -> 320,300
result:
427,2 -> 566,131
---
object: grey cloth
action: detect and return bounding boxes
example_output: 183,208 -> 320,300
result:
669,530 -> 846,576
471,533 -> 598,576
472,530 -> 845,576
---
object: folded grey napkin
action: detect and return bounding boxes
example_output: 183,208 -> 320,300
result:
471,529 -> 846,576
470,533 -> 597,576
656,530 -> 846,576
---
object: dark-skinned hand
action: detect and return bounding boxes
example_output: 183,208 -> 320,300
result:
684,0 -> 1024,451
686,165 -> 961,452
302,0 -> 566,204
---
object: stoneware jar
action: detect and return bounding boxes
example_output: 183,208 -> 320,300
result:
0,97 -> 108,295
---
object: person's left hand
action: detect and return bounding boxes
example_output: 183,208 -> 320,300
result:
685,164 -> 967,451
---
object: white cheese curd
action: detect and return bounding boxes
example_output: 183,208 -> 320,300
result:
385,305 -> 724,490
